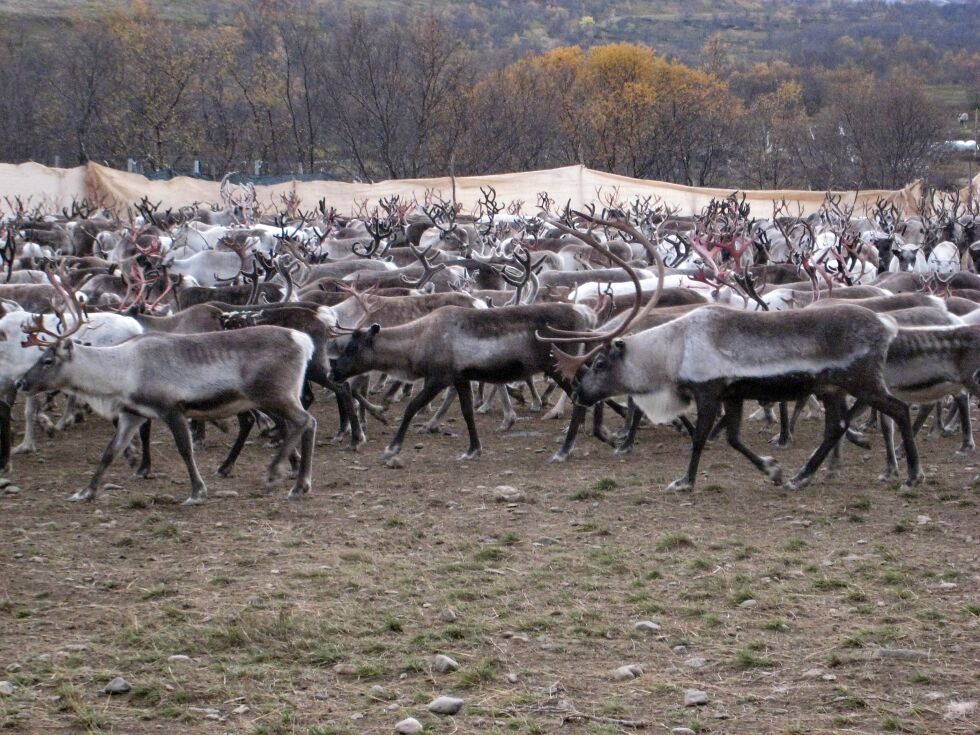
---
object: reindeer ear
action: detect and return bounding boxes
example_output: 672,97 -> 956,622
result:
368,323 -> 381,336
60,339 -> 74,356
612,339 -> 626,352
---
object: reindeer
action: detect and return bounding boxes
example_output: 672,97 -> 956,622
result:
16,294 -> 317,504
539,210 -> 922,491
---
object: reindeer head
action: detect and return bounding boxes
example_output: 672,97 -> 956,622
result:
328,323 -> 380,382
15,340 -> 75,394
572,338 -> 629,406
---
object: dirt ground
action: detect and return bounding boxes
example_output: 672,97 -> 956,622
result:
0,393 -> 977,735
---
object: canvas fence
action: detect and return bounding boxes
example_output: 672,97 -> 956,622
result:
1,161 -> 975,219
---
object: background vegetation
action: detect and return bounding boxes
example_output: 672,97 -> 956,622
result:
0,0 -> 977,190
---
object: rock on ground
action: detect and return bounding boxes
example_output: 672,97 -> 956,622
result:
428,695 -> 464,715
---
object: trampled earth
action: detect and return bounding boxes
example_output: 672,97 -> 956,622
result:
0,396 -> 977,734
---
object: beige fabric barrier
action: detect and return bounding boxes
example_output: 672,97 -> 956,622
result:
0,162 -> 88,212
0,161 -> 960,218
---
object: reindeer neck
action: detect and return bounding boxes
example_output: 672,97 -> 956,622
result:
65,344 -> 136,398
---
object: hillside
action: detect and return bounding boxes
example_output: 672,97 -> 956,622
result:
1,0 -> 977,67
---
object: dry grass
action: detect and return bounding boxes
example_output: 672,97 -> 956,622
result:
0,397 -> 977,734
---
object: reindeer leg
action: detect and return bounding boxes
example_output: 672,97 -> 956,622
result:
542,392 -> 568,421
497,386 -> 517,432
134,420 -> 153,478
384,378 -> 448,459
190,419 -> 207,451
53,394 -> 78,432
475,384 -> 496,415
952,392 -> 974,454
161,412 -> 208,505
784,393 -> 850,491
13,394 -> 40,454
615,399 -> 644,454
421,387 -> 456,433
912,402 -> 934,435
454,380 -> 482,460
0,383 -> 15,472
859,382 -> 921,487
667,392 -> 720,492
549,372 -> 588,463
723,399 -> 782,484
878,412 -> 899,481
216,411 -> 256,477
526,378 -> 543,412
287,413 -> 317,499
73,411 -> 144,502
771,401 -> 793,448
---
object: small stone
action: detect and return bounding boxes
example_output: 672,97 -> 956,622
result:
0,479 -> 10,488
433,655 -> 459,673
428,695 -> 464,715
232,704 -> 250,715
0,681 -> 16,696
873,648 -> 927,661
152,494 -> 177,505
351,712 -> 364,720
368,684 -> 387,699
938,582 -> 957,590
684,689 -> 709,707
739,598 -> 758,608
394,717 -> 423,734
5,664 -> 20,673
925,691 -> 945,701
671,729 -> 696,735
916,514 -> 931,525
214,490 -> 238,498
684,656 -> 706,669
821,673 -> 837,681
102,483 -> 123,491
384,456 -> 404,469
493,485 -> 526,502
168,655 -> 190,662
333,663 -> 358,676
64,644 -> 87,652
802,668 -> 825,678
634,621 -> 661,633
102,677 -> 131,695
506,672 -> 518,683
612,664 -> 643,681
439,608 -> 457,623
4,485 -> 20,495
672,645 -> 687,653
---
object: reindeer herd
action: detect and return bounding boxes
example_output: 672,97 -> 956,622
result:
1,181 -> 979,505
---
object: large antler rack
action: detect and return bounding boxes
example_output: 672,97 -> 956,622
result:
21,267 -> 88,347
534,210 -> 666,379
401,242 -> 448,289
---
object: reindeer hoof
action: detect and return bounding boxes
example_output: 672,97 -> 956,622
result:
665,478 -> 692,492
614,444 -> 633,456
782,476 -> 809,491
381,446 -> 400,461
761,457 -> 782,484
902,473 -> 924,488
134,468 -> 154,480
181,495 -> 206,507
286,488 -> 307,501
68,489 -> 95,502
459,449 -> 481,461
496,419 -> 516,433
12,444 -> 35,455
877,470 -> 898,482
955,444 -> 975,456
548,451 -> 569,464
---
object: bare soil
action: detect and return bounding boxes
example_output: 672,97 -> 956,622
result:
0,395 -> 977,734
